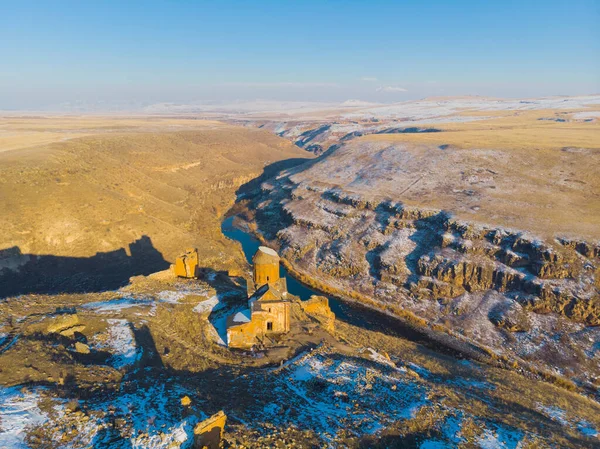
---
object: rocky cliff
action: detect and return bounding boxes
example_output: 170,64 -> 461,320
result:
240,145 -> 600,390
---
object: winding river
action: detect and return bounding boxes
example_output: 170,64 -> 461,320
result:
221,215 -> 471,357
221,216 -> 337,304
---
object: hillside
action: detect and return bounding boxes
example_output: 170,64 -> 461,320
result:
0,101 -> 599,448
233,97 -> 600,393
0,119 -> 309,297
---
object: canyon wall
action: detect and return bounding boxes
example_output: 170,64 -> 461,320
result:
242,136 -> 600,389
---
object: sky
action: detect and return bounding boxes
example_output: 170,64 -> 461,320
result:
1,0 -> 599,110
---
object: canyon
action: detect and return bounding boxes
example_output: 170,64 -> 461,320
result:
1,96 -> 599,448
232,95 -> 600,393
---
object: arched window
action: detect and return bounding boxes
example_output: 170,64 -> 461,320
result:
267,322 -> 273,331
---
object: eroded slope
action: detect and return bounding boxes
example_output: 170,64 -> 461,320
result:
241,108 -> 600,391
0,122 -> 308,296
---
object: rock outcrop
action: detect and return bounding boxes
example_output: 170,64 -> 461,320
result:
46,313 -> 86,337
241,160 -> 600,387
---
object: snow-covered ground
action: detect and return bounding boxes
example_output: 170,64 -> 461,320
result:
252,350 -> 428,440
83,297 -> 154,313
192,295 -> 224,315
0,381 -> 203,449
0,387 -> 48,449
143,95 -> 600,121
105,319 -> 140,368
89,318 -> 141,369
536,403 -> 599,438
571,111 -> 600,121
193,291 -> 247,346
1,341 -> 597,448
339,95 -> 600,121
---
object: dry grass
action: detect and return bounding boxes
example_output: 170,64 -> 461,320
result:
351,109 -> 600,239
365,109 -> 600,150
334,318 -> 600,448
0,116 -> 224,153
0,122 -> 308,270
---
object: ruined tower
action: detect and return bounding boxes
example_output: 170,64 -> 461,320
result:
252,246 -> 280,289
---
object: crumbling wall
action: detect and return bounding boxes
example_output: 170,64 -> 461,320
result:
301,295 -> 335,333
227,302 -> 291,349
227,320 -> 262,349
193,410 -> 226,449
172,248 -> 199,278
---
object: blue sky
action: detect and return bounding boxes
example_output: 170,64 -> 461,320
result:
1,0 -> 599,109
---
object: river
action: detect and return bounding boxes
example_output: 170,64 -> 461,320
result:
221,215 -> 471,357
221,216 -> 321,304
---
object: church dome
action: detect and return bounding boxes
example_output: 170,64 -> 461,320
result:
253,246 -> 280,264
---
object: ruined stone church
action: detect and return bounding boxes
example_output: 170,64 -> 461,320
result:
226,246 -> 291,349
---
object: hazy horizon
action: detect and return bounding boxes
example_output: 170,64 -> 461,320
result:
2,0 -> 599,111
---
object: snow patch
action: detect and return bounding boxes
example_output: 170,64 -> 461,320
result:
130,419 -> 196,449
0,387 -> 48,449
193,295 -> 223,315
577,420 -> 598,437
251,351 -> 428,441
100,319 -> 140,368
83,297 -> 153,312
476,424 -> 523,449
157,291 -> 187,304
572,111 -> 600,120
536,403 -> 568,426
207,315 -> 228,346
231,309 -> 251,324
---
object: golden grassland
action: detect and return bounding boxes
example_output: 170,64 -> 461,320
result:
374,108 -> 600,149
0,118 -> 309,270
359,108 -> 600,240
0,115 -> 224,153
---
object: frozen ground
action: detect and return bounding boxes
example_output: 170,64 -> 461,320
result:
1,295 -> 599,449
339,95 -> 600,121
231,94 -> 600,157
156,95 -> 600,122
193,290 -> 245,346
240,349 -> 428,442
0,387 -> 48,449
0,381 -> 203,449
231,348 -> 552,448
246,107 -> 600,387
89,318 -> 141,369
83,297 -> 154,313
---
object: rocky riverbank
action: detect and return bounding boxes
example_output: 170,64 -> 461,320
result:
238,149 -> 600,395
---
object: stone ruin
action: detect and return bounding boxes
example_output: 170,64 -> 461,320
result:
46,313 -> 86,337
193,410 -> 227,449
172,248 -> 200,278
45,312 -> 91,353
301,295 -> 336,333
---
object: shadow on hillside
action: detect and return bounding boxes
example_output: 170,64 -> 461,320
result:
0,235 -> 169,299
235,157 -> 311,198
234,141 -> 346,201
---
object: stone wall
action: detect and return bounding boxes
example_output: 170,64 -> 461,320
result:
301,296 -> 335,333
193,410 -> 226,449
